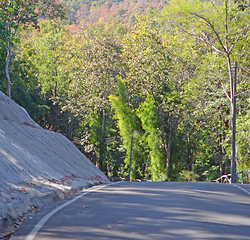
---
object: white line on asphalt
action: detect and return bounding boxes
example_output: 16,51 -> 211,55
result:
234,185 -> 250,195
25,182 -> 119,240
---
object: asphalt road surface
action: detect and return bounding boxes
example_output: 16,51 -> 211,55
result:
12,182 -> 250,240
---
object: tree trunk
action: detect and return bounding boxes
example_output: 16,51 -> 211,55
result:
5,41 -> 11,98
95,152 -> 100,169
219,134 -> 224,176
227,55 -> 233,106
52,102 -> 59,131
231,61 -> 237,183
166,126 -> 172,178
128,129 -> 134,181
96,110 -> 106,171
226,55 -> 237,183
187,133 -> 192,171
101,109 -> 106,171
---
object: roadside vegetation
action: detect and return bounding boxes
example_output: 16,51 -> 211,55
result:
0,0 -> 249,181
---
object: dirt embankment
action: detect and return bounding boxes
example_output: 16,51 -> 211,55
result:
0,91 -> 109,236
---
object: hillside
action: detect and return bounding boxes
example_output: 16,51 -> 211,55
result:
60,0 -> 168,24
0,90 -> 109,234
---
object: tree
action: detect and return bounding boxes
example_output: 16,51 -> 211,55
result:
162,0 -> 249,182
109,79 -> 147,179
122,15 -> 170,100
122,16 -> 183,179
66,23 -> 125,171
28,20 -> 69,130
137,95 -> 166,181
0,19 -> 8,90
67,23 -> 124,113
0,0 -> 65,98
236,98 -> 250,170
234,0 -> 249,11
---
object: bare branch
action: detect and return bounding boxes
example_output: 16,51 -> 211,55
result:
234,90 -> 250,97
183,25 -> 225,54
199,31 -> 225,54
220,81 -> 231,102
190,11 -> 228,54
239,65 -> 250,75
228,35 -> 241,54
228,26 -> 249,54
209,0 -> 220,15
225,0 -> 229,52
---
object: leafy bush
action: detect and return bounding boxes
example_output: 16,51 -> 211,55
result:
178,170 -> 199,182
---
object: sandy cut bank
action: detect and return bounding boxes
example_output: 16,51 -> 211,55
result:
0,90 -> 109,235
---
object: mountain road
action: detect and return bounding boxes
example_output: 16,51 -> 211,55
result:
12,181 -> 250,240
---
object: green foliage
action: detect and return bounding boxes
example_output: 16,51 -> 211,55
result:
0,0 -> 65,28
0,0 -> 66,97
32,20 -> 69,101
137,95 -> 166,181
160,0 -> 249,178
234,0 -> 249,11
63,23 -> 126,173
10,63 -> 44,122
122,15 -> 170,100
178,170 -> 199,182
67,23 -> 124,114
0,20 -> 7,89
1,32 -> 46,124
109,80 -> 146,179
237,98 -> 250,170
16,20 -> 70,130
2,0 -> 248,181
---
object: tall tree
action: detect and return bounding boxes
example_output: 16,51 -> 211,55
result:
66,23 -> 125,170
0,0 -> 65,98
109,79 -> 147,179
161,0 -> 249,181
122,16 -> 183,179
0,19 -> 8,90
29,20 -> 69,130
137,95 -> 166,181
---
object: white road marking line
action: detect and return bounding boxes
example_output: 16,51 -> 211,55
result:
25,182 -> 119,240
234,185 -> 250,195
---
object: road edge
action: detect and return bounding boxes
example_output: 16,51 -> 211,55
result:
21,182 -> 120,240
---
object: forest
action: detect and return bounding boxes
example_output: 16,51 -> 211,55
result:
0,0 -> 249,181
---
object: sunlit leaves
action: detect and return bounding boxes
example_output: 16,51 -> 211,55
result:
109,80 -> 146,179
0,0 -> 66,97
67,23 -> 124,115
122,15 -> 171,101
30,20 -> 69,101
137,95 -> 166,181
160,0 -> 249,175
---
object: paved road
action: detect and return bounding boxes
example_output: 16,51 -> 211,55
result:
12,182 -> 250,240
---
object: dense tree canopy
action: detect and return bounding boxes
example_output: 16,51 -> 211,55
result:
0,0 -> 249,181
0,0 -> 65,97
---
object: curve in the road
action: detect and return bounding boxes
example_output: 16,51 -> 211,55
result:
25,182 -> 119,240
